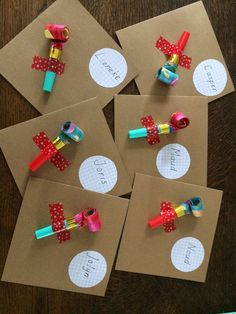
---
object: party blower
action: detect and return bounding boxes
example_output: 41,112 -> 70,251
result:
128,112 -> 189,145
29,121 -> 84,172
32,24 -> 69,92
148,197 -> 204,232
155,31 -> 192,86
35,203 -> 101,243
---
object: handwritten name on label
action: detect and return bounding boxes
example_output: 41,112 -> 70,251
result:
193,59 -> 227,97
89,48 -> 128,88
93,159 -> 108,185
171,237 -> 205,272
82,252 -> 100,278
79,155 -> 118,193
184,242 -> 196,265
69,251 -> 107,288
156,144 -> 191,179
170,147 -> 181,172
94,52 -> 121,81
204,65 -> 217,92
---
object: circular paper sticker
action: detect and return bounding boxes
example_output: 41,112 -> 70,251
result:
89,48 -> 128,88
156,144 -> 191,179
78,155 -> 118,193
68,251 -> 107,288
193,59 -> 227,96
171,237 -> 205,272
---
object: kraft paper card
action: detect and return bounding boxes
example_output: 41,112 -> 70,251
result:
0,97 -> 131,196
114,95 -> 208,186
116,1 -> 234,102
2,177 -> 129,296
0,0 -> 137,114
116,174 -> 223,282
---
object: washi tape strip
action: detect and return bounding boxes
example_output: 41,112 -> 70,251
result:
32,56 -> 65,75
49,203 -> 71,243
141,115 -> 160,145
148,198 -> 204,232
160,201 -> 176,232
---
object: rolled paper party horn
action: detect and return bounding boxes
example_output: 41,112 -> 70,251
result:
29,121 -> 84,172
35,204 -> 101,243
32,24 -> 69,93
43,24 -> 69,92
44,24 -> 69,42
128,112 -> 189,145
155,31 -> 192,86
148,197 -> 204,232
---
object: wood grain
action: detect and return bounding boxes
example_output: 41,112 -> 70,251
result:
0,0 -> 235,313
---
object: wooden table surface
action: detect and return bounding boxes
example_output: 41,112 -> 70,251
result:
0,0 -> 235,313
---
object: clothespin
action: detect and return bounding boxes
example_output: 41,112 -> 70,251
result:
32,24 -> 69,92
35,203 -> 101,243
155,31 -> 192,86
29,121 -> 84,172
148,197 -> 204,232
128,112 -> 189,145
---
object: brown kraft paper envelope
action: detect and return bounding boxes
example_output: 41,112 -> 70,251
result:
114,95 -> 208,186
0,0 -> 138,114
0,97 -> 131,196
116,173 -> 223,282
116,1 -> 234,102
2,177 -> 129,296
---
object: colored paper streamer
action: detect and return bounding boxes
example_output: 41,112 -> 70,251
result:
148,197 -> 204,232
35,203 -> 101,243
31,24 -> 69,92
28,121 -> 84,172
128,112 -> 189,145
155,32 -> 192,86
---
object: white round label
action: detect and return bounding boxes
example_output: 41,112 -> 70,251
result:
193,59 -> 227,96
68,251 -> 107,288
156,144 -> 190,179
171,237 -> 205,272
89,48 -> 128,88
78,155 -> 118,193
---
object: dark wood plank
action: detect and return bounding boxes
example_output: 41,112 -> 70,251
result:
0,0 -> 235,313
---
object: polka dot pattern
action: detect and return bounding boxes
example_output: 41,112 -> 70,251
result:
141,115 -> 160,145
50,152 -> 70,171
179,54 -> 192,70
32,56 -> 65,75
33,132 -> 70,171
155,36 -> 192,70
33,132 -> 52,150
49,203 -> 71,243
160,201 -> 176,232
156,36 -> 181,55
